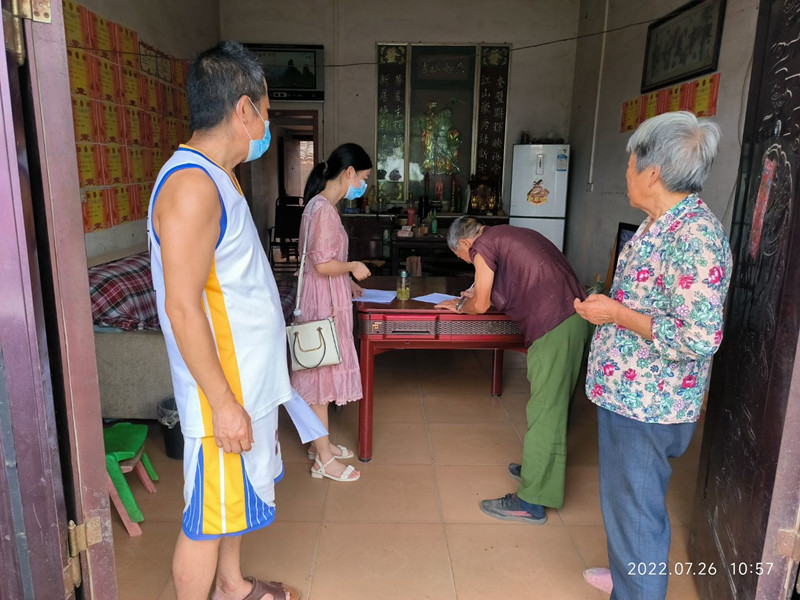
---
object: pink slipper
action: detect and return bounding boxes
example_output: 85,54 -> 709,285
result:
583,567 -> 613,594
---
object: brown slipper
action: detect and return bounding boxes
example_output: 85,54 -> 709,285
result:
242,576 -> 300,600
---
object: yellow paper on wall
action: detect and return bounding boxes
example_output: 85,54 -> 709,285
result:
114,185 -> 133,223
75,143 -> 98,186
165,118 -> 179,151
117,26 -> 139,68
150,113 -> 162,148
694,73 -> 720,117
62,0 -> 84,47
141,148 -> 154,181
642,92 -> 659,121
171,58 -> 186,88
144,76 -> 159,112
139,183 -> 151,217
121,67 -> 141,107
103,103 -> 122,143
83,189 -> 105,231
67,48 -> 92,96
124,107 -> 141,145
175,88 -> 189,120
106,144 -> 125,184
71,96 -> 93,142
127,147 -> 144,182
92,16 -> 116,60
152,147 -> 164,174
620,97 -> 640,132
96,59 -> 120,103
667,85 -> 684,112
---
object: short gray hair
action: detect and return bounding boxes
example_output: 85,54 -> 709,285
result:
447,216 -> 483,250
626,111 -> 721,193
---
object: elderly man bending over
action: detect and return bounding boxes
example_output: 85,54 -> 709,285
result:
436,217 -> 591,523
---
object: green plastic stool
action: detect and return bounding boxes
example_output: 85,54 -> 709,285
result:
104,422 -> 159,528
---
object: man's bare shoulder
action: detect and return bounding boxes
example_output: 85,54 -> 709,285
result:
152,169 -> 222,244
156,168 -> 220,219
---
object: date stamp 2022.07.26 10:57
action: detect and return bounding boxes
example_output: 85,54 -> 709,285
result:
626,562 -> 774,577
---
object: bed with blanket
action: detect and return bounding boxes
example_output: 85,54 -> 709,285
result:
89,252 -> 297,420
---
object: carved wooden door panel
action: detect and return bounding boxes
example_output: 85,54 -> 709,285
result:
690,2 -> 800,599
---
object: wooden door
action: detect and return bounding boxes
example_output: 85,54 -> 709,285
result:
690,2 -> 800,598
0,13 -> 74,598
1,2 -> 117,597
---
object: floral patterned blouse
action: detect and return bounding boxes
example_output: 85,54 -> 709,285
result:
586,194 -> 732,424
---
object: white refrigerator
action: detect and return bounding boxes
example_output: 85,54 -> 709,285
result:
508,144 -> 570,251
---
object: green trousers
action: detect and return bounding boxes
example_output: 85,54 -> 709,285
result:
517,312 -> 591,509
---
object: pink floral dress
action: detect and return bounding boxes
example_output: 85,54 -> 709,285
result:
290,196 -> 362,406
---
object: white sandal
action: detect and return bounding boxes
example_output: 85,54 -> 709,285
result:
310,455 -> 360,482
307,444 -> 354,461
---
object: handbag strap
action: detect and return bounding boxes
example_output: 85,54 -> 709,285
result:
293,199 -> 335,323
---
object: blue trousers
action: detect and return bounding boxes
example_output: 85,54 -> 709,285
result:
597,406 -> 696,600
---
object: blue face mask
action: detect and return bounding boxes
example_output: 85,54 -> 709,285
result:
345,179 -> 367,200
240,97 -> 271,162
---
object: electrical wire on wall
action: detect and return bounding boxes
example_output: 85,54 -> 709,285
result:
68,15 -> 664,67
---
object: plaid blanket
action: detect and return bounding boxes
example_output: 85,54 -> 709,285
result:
276,278 -> 297,324
88,252 -> 160,331
89,252 -> 298,331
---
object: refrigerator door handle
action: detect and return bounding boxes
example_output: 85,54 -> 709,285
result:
536,154 -> 544,175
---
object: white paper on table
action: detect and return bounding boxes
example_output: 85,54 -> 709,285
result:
282,387 -> 328,443
353,288 -> 397,303
412,292 -> 459,304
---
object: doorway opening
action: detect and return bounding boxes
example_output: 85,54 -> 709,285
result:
269,108 -> 320,268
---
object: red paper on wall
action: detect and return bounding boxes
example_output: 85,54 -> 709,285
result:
103,188 -> 118,228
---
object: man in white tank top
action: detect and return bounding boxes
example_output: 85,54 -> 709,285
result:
147,41 -> 298,600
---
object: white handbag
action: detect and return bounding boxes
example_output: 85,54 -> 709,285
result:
286,205 -> 343,372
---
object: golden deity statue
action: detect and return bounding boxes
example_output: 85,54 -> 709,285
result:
420,101 -> 461,174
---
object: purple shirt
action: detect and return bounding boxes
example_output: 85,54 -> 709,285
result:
470,225 -> 585,346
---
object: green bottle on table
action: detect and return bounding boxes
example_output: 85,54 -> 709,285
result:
431,209 -> 438,235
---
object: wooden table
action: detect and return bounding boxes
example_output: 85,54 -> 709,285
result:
355,276 -> 526,461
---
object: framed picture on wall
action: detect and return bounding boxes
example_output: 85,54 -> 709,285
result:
640,0 -> 726,93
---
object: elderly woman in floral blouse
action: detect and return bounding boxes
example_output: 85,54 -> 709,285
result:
574,111 -> 732,600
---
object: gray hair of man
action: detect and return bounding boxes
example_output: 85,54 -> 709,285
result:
626,111 -> 721,194
447,216 -> 484,251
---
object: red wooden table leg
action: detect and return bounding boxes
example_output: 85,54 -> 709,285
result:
358,337 -> 375,461
491,349 -> 504,397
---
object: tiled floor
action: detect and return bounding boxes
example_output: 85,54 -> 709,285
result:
114,349 -> 703,600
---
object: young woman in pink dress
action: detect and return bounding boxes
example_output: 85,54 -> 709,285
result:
291,143 -> 372,482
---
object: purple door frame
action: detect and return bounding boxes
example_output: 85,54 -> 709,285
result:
23,3 -> 118,595
0,3 -> 117,598
0,45 -> 72,598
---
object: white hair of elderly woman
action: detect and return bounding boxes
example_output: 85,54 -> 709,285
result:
626,111 -> 721,194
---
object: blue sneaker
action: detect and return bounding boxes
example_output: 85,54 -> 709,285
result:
508,463 -> 521,482
480,493 -> 547,524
